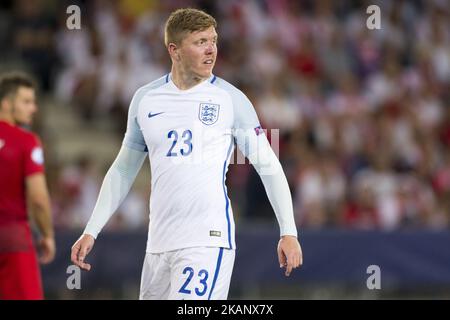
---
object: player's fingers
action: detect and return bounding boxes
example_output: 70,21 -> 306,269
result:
293,253 -> 300,268
285,258 -> 293,276
39,244 -> 50,264
78,244 -> 89,263
74,260 -> 88,270
71,244 -> 80,265
79,262 -> 91,271
40,252 -> 51,265
42,249 -> 55,265
277,249 -> 286,268
284,252 -> 295,276
43,240 -> 55,261
50,248 -> 56,261
291,255 -> 297,269
72,257 -> 83,269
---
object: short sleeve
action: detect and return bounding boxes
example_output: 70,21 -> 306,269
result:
213,78 -> 264,157
232,89 -> 261,131
229,88 -> 264,157
24,134 -> 44,176
123,88 -> 148,152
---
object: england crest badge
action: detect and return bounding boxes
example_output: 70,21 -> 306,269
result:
198,103 -> 220,125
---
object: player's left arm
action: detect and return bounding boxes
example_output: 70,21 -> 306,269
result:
26,173 -> 55,264
231,88 -> 303,276
245,134 -> 303,276
24,135 -> 55,264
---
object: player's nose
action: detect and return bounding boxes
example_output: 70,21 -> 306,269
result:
205,43 -> 215,55
30,103 -> 38,114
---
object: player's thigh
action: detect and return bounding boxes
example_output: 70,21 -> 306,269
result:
139,252 -> 170,300
0,251 -> 43,300
169,247 -> 235,300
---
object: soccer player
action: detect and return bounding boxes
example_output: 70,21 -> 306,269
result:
71,8 -> 302,300
0,72 -> 55,299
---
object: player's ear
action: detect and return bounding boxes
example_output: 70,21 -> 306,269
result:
168,43 -> 181,61
0,97 -> 12,112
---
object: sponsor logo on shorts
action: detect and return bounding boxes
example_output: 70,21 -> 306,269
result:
210,230 -> 221,237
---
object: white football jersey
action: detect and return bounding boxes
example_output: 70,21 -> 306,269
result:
123,74 -> 261,253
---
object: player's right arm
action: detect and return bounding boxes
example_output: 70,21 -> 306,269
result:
70,145 -> 147,270
71,87 -> 149,271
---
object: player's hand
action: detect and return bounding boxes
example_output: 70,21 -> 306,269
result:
277,235 -> 303,277
71,234 -> 95,271
38,236 -> 56,264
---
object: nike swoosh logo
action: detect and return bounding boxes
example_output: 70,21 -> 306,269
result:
148,112 -> 164,118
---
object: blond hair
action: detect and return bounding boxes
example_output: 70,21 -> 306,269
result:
164,8 -> 217,47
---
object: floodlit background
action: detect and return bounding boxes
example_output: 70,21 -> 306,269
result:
1,0 -> 449,299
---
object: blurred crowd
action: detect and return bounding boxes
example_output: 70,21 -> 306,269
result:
1,0 -> 449,231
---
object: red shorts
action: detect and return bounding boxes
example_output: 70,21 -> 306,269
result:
0,250 -> 43,300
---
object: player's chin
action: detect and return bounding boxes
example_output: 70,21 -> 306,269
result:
200,64 -> 214,75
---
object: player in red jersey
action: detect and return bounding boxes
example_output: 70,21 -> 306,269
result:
0,72 -> 55,300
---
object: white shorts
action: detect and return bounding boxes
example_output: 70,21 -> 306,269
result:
139,247 -> 235,300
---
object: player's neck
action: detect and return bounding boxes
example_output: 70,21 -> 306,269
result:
170,67 -> 208,90
0,112 -> 15,125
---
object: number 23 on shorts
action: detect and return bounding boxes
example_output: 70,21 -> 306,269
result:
178,266 -> 209,296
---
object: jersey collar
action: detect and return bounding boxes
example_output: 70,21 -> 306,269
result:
166,73 -> 217,92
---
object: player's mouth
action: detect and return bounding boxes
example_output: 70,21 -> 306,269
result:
203,59 -> 214,65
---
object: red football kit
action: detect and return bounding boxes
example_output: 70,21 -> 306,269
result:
0,120 -> 45,299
